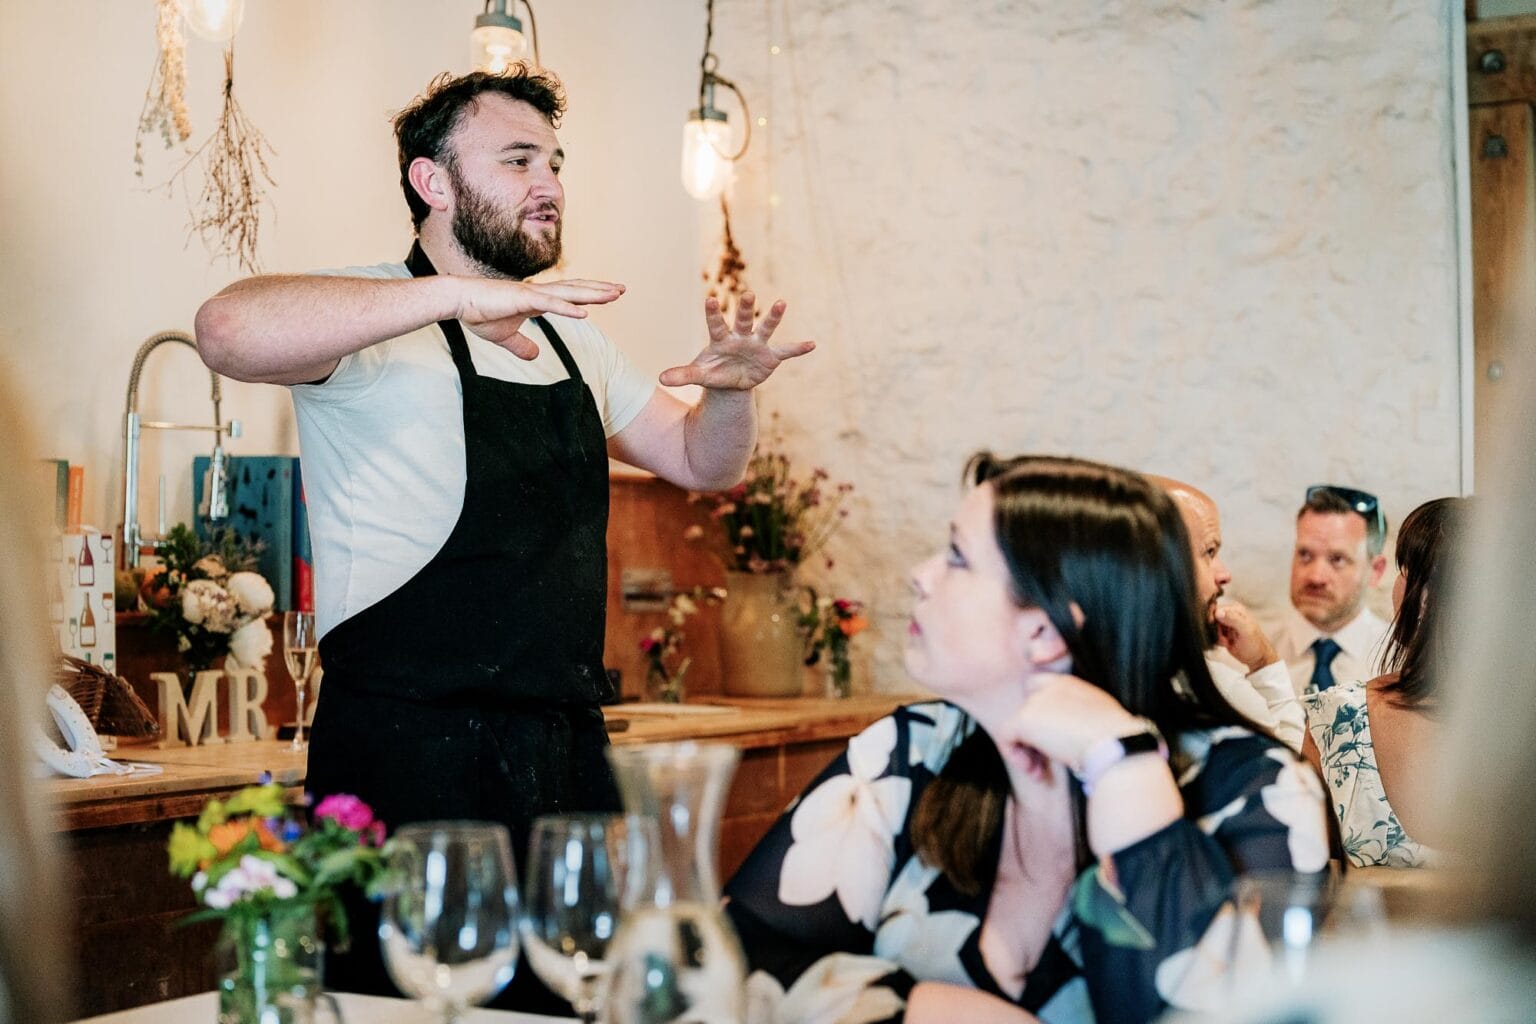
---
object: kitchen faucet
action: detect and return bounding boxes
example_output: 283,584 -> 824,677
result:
120,331 -> 242,569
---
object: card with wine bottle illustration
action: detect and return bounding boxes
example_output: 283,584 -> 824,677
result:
53,527 -> 117,675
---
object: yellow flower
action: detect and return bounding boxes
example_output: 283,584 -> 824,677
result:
167,822 -> 217,877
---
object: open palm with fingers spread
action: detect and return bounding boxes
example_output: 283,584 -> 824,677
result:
458,277 -> 626,358
659,292 -> 815,389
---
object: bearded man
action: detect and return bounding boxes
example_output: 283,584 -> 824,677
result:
1149,476 -> 1303,751
194,67 -> 812,1012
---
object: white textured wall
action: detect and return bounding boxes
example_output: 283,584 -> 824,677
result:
1,2 -> 1464,695
709,0 -> 1463,691
0,1 -> 704,532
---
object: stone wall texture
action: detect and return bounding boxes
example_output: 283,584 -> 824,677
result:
709,0 -> 1462,692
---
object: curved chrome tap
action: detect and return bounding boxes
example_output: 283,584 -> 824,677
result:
121,331 -> 242,569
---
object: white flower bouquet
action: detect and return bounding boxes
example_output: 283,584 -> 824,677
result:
144,524 -> 275,675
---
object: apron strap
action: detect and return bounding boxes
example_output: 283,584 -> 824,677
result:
404,240 -> 478,379
529,315 -> 584,384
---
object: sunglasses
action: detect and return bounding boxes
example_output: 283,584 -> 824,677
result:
1306,484 -> 1383,531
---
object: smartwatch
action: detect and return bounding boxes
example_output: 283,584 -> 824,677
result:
1074,720 -> 1168,796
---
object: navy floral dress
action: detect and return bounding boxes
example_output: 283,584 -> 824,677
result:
725,702 -> 1329,1024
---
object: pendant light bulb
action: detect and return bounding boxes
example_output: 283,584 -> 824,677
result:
472,0 -> 530,74
178,0 -> 245,44
681,109 -> 732,201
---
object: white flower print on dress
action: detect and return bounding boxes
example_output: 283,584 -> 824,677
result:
1153,901 -> 1269,1010
778,716 -> 912,929
746,955 -> 906,1024
874,858 -> 978,986
903,702 -> 968,775
1259,749 -> 1330,873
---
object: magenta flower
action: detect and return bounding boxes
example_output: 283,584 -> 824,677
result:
314,794 -> 377,833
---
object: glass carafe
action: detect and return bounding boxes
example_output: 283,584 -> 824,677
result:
602,742 -> 745,1024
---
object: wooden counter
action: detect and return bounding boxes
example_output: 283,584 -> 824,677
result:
52,694 -> 915,1017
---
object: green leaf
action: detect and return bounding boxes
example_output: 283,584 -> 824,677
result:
1071,867 -> 1157,950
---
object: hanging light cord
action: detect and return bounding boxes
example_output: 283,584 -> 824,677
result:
521,0 -> 541,68
698,0 -> 751,161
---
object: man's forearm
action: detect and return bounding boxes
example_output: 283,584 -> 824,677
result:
194,274 -> 461,385
680,388 -> 757,491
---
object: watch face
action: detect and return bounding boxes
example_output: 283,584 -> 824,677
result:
1119,731 -> 1164,757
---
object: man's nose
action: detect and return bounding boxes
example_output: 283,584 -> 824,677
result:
530,170 -> 563,203
1213,556 -> 1233,589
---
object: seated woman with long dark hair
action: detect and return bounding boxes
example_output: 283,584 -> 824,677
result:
726,454 -> 1329,1024
1300,496 -> 1468,868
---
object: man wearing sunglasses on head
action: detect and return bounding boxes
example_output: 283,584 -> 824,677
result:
1275,485 -> 1390,696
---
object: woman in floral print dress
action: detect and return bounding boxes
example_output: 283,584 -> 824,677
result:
725,454 -> 1330,1024
1300,497 -> 1469,868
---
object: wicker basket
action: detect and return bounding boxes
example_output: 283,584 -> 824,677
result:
57,656 -> 160,738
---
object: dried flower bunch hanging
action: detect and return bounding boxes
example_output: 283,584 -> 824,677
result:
704,195 -> 749,313
133,0 -> 193,177
179,46 -> 276,274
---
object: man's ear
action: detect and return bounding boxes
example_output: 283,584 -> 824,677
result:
407,156 -> 452,216
1369,554 -> 1388,587
1014,608 -> 1071,671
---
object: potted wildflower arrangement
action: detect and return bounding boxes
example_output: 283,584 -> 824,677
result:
687,416 -> 854,697
167,782 -> 390,1021
142,524 -> 275,681
798,592 -> 871,699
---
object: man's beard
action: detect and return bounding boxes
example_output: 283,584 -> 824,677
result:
1202,592 -> 1222,648
448,164 -> 561,280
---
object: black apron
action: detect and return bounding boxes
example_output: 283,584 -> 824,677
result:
306,242 -> 619,1013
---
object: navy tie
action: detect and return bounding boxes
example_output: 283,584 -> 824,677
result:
1310,637 -> 1342,692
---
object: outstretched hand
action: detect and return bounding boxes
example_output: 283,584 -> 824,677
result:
458,277 -> 625,359
659,292 -> 815,389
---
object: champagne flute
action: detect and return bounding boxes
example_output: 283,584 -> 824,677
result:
380,822 -> 519,1023
282,611 -> 317,752
519,814 -> 647,1023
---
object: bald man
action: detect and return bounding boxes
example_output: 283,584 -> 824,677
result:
1148,476 -> 1303,751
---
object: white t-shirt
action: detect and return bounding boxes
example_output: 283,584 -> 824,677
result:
289,261 -> 655,638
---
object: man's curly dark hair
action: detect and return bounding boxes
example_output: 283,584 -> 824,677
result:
393,66 -> 567,230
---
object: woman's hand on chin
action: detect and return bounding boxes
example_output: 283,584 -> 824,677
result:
1001,673 -> 1143,771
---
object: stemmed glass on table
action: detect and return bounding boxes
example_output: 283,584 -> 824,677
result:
520,814 -> 648,1023
379,822 -> 520,1023
282,611 -> 317,752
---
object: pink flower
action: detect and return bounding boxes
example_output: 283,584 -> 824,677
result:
314,794 -> 377,833
640,637 -> 660,654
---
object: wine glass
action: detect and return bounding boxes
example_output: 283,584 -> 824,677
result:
1223,868 -> 1338,996
282,611 -> 317,752
379,822 -> 519,1023
519,814 -> 648,1023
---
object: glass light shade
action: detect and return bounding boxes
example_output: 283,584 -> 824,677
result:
681,116 -> 733,201
472,24 -> 530,74
178,0 -> 245,43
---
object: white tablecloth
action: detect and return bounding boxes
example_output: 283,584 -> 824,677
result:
73,991 -> 573,1023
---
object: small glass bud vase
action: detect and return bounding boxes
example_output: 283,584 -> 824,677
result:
214,903 -> 339,1023
646,665 -> 684,704
824,656 -> 853,699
